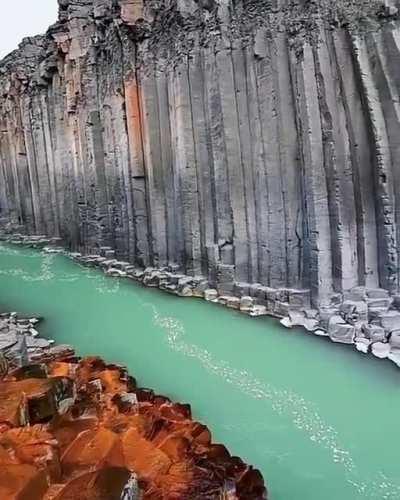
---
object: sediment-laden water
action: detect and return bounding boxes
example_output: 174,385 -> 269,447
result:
0,242 -> 399,500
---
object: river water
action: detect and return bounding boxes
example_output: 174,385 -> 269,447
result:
0,243 -> 399,500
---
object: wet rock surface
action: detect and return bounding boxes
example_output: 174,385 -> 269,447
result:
0,311 -> 267,499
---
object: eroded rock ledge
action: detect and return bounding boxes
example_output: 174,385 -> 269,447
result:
0,311 -> 267,499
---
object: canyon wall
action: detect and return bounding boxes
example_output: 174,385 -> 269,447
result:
1,0 -> 400,306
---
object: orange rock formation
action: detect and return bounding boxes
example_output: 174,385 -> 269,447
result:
0,354 -> 267,499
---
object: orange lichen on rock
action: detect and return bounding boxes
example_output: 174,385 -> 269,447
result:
0,354 -> 267,499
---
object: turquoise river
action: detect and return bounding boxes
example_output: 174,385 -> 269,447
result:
0,242 -> 399,500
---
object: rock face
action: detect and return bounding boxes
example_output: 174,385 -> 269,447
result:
0,0 -> 400,308
0,314 -> 267,499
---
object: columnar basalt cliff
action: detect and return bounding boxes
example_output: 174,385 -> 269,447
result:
1,1 -> 400,313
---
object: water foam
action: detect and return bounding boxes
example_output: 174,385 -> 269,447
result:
147,305 -> 400,499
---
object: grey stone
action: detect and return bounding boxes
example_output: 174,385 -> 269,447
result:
317,306 -> 338,329
178,286 -> 193,297
355,337 -> 371,354
328,316 -> 355,344
389,330 -> 400,349
366,288 -> 389,299
371,342 -> 390,359
304,309 -> 319,320
280,317 -> 292,328
204,289 -> 218,302
343,287 -> 366,302
392,295 -> 400,311
340,301 -> 368,324
362,324 -> 387,342
192,280 -> 209,298
0,335 -> 18,351
313,329 -> 329,337
287,289 -> 311,309
142,271 -> 162,286
234,283 -> 251,297
25,337 -> 51,349
106,268 -> 127,278
274,301 -> 291,317
240,296 -> 254,309
248,305 -> 268,317
366,297 -> 392,310
379,311 -> 400,333
226,297 -> 241,309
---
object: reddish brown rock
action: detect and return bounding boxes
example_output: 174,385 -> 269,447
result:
0,354 -> 267,499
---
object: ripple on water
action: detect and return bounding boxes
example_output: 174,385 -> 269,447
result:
147,307 -> 400,500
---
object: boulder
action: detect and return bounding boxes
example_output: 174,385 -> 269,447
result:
288,310 -> 306,325
249,283 -> 263,298
26,337 -> 51,349
204,289 -> 218,302
0,333 -> 18,351
234,283 -> 250,297
366,297 -> 392,310
192,280 -> 209,298
328,316 -> 355,344
304,309 -> 318,319
355,337 -> 371,354
391,295 -> 400,311
313,329 -> 329,337
344,287 -> 366,301
240,296 -> 254,309
249,305 -> 268,317
371,342 -> 390,359
366,288 -> 389,299
389,330 -> 400,349
226,297 -> 241,309
280,317 -> 292,328
362,324 -> 386,342
379,311 -> 400,333
339,301 -> 368,324
286,311 -> 318,332
106,268 -> 127,278
142,271 -> 162,286
318,306 -> 339,329
177,286 -> 193,297
273,301 -> 291,317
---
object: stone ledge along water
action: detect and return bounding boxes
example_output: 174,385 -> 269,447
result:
4,231 -> 400,369
1,242 -> 400,500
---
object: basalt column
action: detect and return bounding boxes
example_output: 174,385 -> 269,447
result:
1,0 -> 400,307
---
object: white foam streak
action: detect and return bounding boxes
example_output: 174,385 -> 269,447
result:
146,304 -> 400,500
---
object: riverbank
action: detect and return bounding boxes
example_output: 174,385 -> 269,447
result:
0,311 -> 266,499
3,229 -> 400,370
